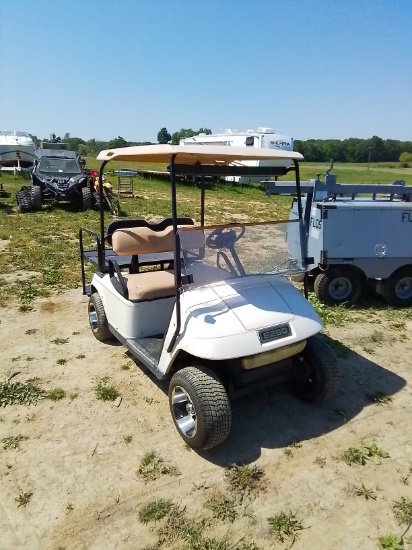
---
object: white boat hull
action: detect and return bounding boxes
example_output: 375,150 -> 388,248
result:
0,132 -> 36,169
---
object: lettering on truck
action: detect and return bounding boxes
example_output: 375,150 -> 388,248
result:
402,212 -> 412,222
310,216 -> 322,230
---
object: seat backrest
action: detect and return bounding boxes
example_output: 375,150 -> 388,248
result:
112,225 -> 175,255
105,217 -> 194,246
112,224 -> 205,256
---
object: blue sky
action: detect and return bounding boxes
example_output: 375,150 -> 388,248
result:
1,0 -> 411,143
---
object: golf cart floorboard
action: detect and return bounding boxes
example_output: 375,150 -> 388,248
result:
114,330 -> 166,378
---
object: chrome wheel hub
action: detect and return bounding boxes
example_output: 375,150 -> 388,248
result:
171,386 -> 197,438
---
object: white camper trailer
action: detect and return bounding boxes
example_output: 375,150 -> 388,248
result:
180,128 -> 294,183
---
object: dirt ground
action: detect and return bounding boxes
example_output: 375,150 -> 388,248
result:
1,288 -> 412,549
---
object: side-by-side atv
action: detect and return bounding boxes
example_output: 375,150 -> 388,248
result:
17,144 -> 94,212
79,144 -> 341,450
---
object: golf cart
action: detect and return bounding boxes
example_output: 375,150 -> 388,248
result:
79,145 -> 341,450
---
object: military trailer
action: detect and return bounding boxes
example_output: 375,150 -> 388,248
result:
265,172 -> 412,307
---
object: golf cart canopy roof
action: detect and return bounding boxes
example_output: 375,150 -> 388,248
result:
97,144 -> 303,164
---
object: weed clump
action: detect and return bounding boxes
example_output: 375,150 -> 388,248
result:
138,498 -> 174,524
393,497 -> 412,526
268,511 -> 304,545
137,450 -> 180,482
94,378 -> 119,402
0,381 -> 46,407
204,494 -> 237,523
225,464 -> 265,501
47,388 -> 66,401
2,434 -> 28,450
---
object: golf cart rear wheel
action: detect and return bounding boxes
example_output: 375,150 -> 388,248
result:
81,187 -> 93,211
30,186 -> 42,210
169,365 -> 232,450
314,267 -> 362,307
383,266 -> 412,307
88,293 -> 112,341
289,335 -> 341,403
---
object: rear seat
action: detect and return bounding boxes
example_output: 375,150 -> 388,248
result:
110,223 -> 204,301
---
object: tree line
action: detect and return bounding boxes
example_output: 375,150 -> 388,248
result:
29,131 -> 412,165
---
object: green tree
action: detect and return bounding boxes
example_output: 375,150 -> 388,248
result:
157,127 -> 171,144
399,152 -> 412,168
106,136 -> 128,149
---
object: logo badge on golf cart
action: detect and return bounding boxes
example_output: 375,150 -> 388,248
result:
259,323 -> 291,343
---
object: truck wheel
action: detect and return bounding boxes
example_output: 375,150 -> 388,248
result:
289,335 -> 341,403
169,365 -> 232,450
88,293 -> 112,341
82,187 -> 93,211
314,267 -> 362,306
30,186 -> 42,210
383,266 -> 412,307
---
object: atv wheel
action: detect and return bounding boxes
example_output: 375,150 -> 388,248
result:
30,186 -> 42,210
16,186 -> 32,213
383,266 -> 412,307
81,187 -> 93,211
289,335 -> 341,403
314,267 -> 362,307
169,365 -> 231,450
88,293 -> 112,341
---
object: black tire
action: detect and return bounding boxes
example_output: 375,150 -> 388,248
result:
314,267 -> 362,307
383,266 -> 412,307
288,334 -> 341,403
88,293 -> 112,341
30,186 -> 42,210
169,365 -> 232,450
81,186 -> 93,211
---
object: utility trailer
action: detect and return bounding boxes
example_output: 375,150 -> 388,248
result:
265,173 -> 412,307
79,144 -> 341,450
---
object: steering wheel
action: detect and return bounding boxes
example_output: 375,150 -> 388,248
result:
206,226 -> 246,249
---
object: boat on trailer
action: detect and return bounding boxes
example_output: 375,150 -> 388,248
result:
0,131 -> 36,172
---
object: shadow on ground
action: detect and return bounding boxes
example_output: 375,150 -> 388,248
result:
200,338 -> 406,466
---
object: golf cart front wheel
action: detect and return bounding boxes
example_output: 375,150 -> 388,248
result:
169,365 -> 232,450
289,335 -> 341,403
88,293 -> 112,341
314,267 -> 362,307
383,266 -> 412,307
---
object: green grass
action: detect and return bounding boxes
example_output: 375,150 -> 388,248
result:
138,498 -> 174,524
1,162 -> 412,332
2,434 -> 28,450
137,450 -> 180,482
204,494 -> 238,523
225,464 -> 265,498
378,533 -> 405,550
14,491 -> 33,507
267,511 -> 304,545
47,387 -> 66,401
0,381 -> 46,407
94,378 -> 119,401
393,497 -> 412,526
342,442 -> 390,466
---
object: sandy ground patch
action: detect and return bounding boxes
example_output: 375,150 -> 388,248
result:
0,288 -> 411,549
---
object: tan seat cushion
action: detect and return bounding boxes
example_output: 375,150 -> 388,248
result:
123,270 -> 175,301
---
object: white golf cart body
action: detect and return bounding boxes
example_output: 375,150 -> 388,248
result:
80,144 -> 340,450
